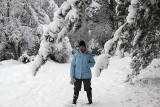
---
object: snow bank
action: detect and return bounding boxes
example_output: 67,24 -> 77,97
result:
0,59 -> 22,68
1,57 -> 160,107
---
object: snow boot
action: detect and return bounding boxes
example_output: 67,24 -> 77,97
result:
86,90 -> 92,105
72,90 -> 79,104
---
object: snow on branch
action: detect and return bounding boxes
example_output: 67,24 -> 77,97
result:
32,0 -> 92,76
94,22 -> 127,77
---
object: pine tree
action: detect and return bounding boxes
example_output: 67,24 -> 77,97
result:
94,0 -> 160,82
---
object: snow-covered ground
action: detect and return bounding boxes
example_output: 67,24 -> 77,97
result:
0,56 -> 160,107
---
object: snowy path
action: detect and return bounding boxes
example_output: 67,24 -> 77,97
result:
0,57 -> 160,107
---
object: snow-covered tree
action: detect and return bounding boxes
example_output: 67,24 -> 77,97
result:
88,38 -> 102,55
49,36 -> 72,63
68,0 -> 117,55
94,0 -> 160,82
32,0 -> 94,76
0,0 -> 58,60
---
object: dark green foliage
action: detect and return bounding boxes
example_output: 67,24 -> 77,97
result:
114,0 -> 160,81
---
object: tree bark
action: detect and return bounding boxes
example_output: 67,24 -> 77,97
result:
9,42 -> 18,60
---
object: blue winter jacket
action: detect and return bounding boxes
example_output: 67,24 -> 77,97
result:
70,49 -> 95,79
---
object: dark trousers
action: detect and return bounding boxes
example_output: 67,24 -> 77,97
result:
74,78 -> 92,91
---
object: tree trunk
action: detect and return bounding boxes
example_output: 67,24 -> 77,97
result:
9,42 -> 18,60
109,0 -> 116,30
17,43 -> 21,57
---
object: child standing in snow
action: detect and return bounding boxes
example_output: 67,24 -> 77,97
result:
70,40 -> 95,105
